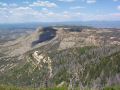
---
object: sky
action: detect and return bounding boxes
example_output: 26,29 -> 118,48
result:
0,0 -> 120,23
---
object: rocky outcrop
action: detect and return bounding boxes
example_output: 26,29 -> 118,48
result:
2,26 -> 120,56
32,51 -> 52,78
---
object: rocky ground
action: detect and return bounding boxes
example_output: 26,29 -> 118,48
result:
0,26 -> 120,89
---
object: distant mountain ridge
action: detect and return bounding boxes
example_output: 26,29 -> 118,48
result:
0,21 -> 120,30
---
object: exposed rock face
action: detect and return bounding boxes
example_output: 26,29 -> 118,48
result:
2,27 -> 57,56
0,26 -> 120,88
2,27 -> 43,56
32,51 -> 52,78
85,35 -> 102,46
2,26 -> 120,56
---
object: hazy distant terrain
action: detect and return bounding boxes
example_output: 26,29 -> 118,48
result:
0,24 -> 38,45
0,24 -> 120,90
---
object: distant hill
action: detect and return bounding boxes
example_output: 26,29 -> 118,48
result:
0,21 -> 120,30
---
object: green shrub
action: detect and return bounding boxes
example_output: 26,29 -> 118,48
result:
103,86 -> 120,90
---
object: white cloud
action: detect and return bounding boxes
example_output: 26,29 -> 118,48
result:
0,5 -> 84,23
30,1 -> 57,8
0,1 -> 120,23
1,6 -> 120,23
117,5 -> 120,10
0,2 -> 18,7
80,13 -> 120,21
111,13 -> 120,17
0,6 -> 42,23
70,6 -> 85,9
58,0 -> 75,2
113,0 -> 119,2
0,2 -> 7,7
86,0 -> 96,4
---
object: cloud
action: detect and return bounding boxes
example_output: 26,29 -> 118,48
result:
0,2 -> 18,7
0,6 -> 41,23
86,0 -> 96,4
0,1 -> 120,23
0,2 -> 7,7
58,0 -> 75,2
0,5 -> 84,23
81,13 -> 120,21
113,0 -> 119,2
111,13 -> 120,17
117,5 -> 120,10
70,6 -> 85,9
29,1 -> 57,8
1,5 -> 120,23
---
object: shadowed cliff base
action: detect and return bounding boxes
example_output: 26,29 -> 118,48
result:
32,27 -> 57,47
